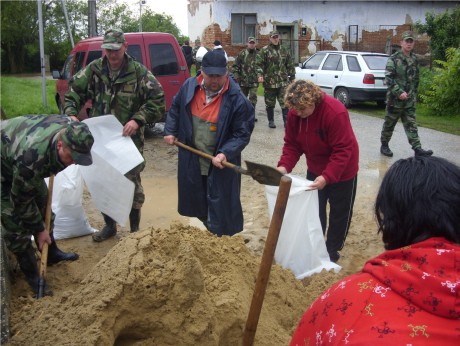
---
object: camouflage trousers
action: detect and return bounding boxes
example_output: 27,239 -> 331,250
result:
380,106 -> 421,149
1,180 -> 53,253
125,161 -> 146,210
264,87 -> 287,109
240,86 -> 258,107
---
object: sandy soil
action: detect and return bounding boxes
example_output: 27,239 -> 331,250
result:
6,114 -> 385,345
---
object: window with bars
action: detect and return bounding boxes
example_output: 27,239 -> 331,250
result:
231,14 -> 257,44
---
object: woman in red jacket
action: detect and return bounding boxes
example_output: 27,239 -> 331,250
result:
277,80 -> 359,262
291,156 -> 460,345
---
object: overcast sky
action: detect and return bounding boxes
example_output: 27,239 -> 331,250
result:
144,0 -> 189,35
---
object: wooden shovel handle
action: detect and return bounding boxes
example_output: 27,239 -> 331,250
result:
37,175 -> 54,298
243,175 -> 292,345
173,140 -> 246,174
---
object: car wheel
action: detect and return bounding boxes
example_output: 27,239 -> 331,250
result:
335,88 -> 350,108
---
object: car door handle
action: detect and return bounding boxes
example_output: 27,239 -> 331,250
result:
335,75 -> 338,78
310,74 -> 314,77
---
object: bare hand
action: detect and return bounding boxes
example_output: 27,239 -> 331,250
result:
399,92 -> 408,101
308,175 -> 327,190
277,166 -> 288,174
36,230 -> 52,251
123,120 -> 139,137
69,116 -> 79,122
212,153 -> 227,169
164,135 -> 176,145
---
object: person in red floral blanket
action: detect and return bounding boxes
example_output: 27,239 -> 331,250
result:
290,155 -> 460,345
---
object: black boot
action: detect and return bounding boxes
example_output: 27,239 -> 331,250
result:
380,143 -> 393,157
282,108 -> 288,128
92,213 -> 117,242
414,147 -> 433,157
14,244 -> 51,295
129,208 -> 141,233
47,235 -> 79,266
266,107 -> 276,128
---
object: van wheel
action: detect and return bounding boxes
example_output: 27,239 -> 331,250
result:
335,88 -> 351,108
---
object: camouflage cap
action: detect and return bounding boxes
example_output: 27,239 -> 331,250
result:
61,122 -> 94,166
247,37 -> 256,43
269,30 -> 279,37
401,31 -> 414,41
101,28 -> 125,50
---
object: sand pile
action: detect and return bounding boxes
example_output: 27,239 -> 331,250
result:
7,223 -> 341,345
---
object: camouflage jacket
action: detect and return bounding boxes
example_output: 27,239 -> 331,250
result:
1,115 -> 71,233
232,48 -> 259,87
385,50 -> 419,109
64,54 -> 165,148
256,42 -> 295,88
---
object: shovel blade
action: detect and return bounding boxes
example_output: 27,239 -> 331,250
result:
245,160 -> 284,186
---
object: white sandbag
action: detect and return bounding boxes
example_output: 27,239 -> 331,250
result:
195,46 -> 208,62
80,115 -> 142,226
265,175 -> 341,279
49,165 -> 96,240
80,151 -> 134,227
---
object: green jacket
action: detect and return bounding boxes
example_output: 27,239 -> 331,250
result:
256,42 -> 295,88
1,115 -> 70,233
232,48 -> 259,88
64,54 -> 165,148
385,50 -> 419,109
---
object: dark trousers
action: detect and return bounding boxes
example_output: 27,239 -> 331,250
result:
307,171 -> 357,258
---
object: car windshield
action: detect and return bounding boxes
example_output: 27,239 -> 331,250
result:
362,55 -> 388,70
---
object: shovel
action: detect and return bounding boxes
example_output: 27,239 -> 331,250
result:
173,140 -> 283,186
37,175 -> 54,299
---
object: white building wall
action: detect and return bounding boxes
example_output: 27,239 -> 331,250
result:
188,0 -> 458,49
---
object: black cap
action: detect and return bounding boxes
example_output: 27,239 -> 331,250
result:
201,50 -> 227,76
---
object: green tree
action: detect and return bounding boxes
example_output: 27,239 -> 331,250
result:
420,47 -> 460,116
415,7 -> 460,61
1,1 -> 38,73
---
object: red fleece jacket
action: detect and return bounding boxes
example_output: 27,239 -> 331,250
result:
277,94 -> 359,184
290,238 -> 460,345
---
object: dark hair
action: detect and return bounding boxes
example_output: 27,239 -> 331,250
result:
213,40 -> 221,46
375,156 -> 460,250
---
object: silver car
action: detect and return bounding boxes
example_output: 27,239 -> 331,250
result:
295,51 -> 389,108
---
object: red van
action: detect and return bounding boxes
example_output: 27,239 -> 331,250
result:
52,32 -> 190,123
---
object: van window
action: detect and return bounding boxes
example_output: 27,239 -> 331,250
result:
86,50 -> 102,65
149,43 -> 179,76
73,51 -> 86,75
62,54 -> 73,79
127,45 -> 143,64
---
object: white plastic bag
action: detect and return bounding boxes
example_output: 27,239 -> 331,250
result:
195,46 -> 208,62
265,175 -> 341,279
50,165 -> 97,239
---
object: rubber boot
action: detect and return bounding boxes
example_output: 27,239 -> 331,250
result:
92,213 -> 117,242
129,208 -> 141,233
282,108 -> 288,128
252,103 -> 258,122
47,234 -> 79,266
14,244 -> 51,295
267,107 -> 276,128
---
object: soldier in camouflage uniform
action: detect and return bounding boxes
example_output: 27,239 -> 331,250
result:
380,31 -> 433,157
1,114 -> 94,294
64,28 -> 165,241
232,37 -> 259,121
256,30 -> 295,128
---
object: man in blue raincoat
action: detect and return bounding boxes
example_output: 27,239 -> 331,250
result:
164,50 -> 255,236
